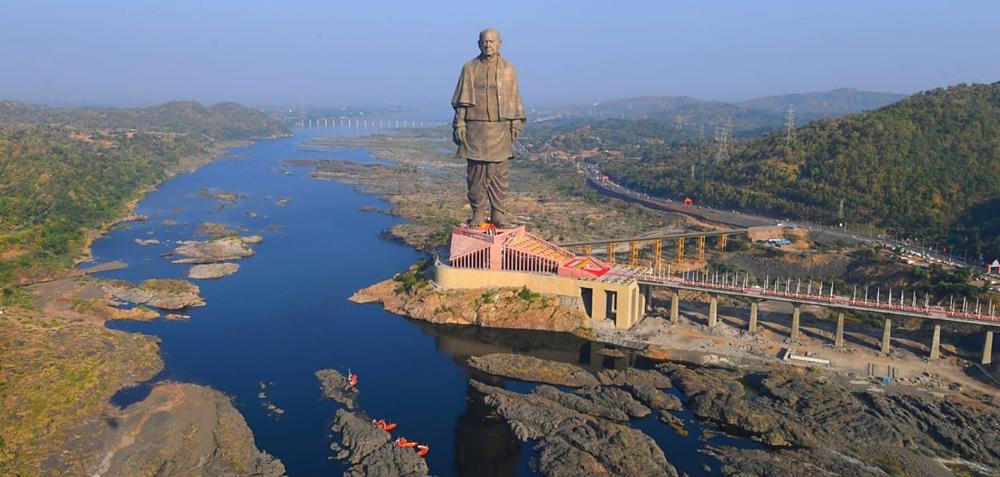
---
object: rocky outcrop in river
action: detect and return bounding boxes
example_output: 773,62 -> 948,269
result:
467,353 -> 601,387
316,369 -> 360,409
598,368 -> 673,388
46,383 -> 285,477
170,236 -> 259,264
463,352 -> 683,476
328,409 -> 431,477
661,362 -> 1000,476
100,278 -> 205,310
470,380 -> 678,477
188,262 -> 240,279
316,369 -> 431,476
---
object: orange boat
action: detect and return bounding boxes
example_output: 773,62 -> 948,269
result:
373,419 -> 397,431
395,437 -> 418,448
416,444 -> 430,457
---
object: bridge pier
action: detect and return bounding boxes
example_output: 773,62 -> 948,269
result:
790,304 -> 801,341
881,318 -> 892,355
983,331 -> 994,365
670,289 -> 680,325
929,323 -> 941,360
748,300 -> 758,334
708,294 -> 718,329
835,312 -> 845,347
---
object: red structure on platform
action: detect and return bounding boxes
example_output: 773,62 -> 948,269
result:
448,225 -> 610,278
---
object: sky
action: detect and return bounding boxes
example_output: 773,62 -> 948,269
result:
1,0 -> 999,108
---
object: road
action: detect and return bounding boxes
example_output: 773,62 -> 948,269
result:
579,163 -> 973,269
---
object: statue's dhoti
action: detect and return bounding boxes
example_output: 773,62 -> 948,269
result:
462,120 -> 512,226
466,158 -> 509,226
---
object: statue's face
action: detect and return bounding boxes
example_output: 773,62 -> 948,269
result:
478,31 -> 501,57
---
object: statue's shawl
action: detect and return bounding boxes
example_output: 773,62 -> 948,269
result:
451,55 -> 526,120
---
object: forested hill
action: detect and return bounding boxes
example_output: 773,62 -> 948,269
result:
0,101 -> 288,285
600,82 -> 1000,258
0,100 -> 287,140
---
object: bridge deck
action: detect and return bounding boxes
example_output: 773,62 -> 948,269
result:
604,269 -> 1000,328
558,225 -> 782,247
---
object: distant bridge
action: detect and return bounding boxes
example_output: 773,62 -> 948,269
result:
558,226 -> 784,267
291,117 -> 449,129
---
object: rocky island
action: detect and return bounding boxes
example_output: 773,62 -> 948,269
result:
187,262 -> 241,279
170,235 -> 260,264
100,278 -> 206,310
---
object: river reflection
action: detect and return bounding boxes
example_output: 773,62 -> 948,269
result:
414,321 -> 640,371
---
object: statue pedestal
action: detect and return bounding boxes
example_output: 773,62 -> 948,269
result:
445,224 -> 609,278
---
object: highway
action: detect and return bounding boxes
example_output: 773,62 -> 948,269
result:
579,163 -> 975,269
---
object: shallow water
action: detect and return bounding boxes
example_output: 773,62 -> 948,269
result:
89,127 -> 758,476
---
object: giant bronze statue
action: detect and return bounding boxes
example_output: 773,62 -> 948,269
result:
452,28 -> 526,228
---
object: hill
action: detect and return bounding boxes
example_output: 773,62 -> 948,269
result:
534,88 -> 906,139
0,101 -> 288,285
598,82 -> 1000,259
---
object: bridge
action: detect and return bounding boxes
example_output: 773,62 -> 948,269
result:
291,117 -> 450,130
605,265 -> 998,364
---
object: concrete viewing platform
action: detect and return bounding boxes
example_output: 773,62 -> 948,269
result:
436,224 -> 647,329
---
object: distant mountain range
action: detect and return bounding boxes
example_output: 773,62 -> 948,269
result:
535,88 -> 908,137
0,100 -> 288,140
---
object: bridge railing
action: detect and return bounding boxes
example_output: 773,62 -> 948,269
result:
611,269 -> 1000,324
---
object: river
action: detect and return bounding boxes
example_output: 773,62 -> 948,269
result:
86,128 -> 756,476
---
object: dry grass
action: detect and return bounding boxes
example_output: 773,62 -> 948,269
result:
0,304 -> 162,474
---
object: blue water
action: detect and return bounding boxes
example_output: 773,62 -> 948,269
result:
87,128 -> 759,476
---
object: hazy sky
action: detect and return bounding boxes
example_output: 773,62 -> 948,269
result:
2,0 -> 998,108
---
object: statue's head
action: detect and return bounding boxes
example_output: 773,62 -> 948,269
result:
478,28 -> 501,58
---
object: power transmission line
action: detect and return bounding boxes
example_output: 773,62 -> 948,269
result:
714,118 -> 732,161
785,105 -> 797,145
